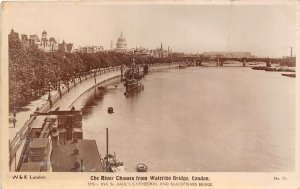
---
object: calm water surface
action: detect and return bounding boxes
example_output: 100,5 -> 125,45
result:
71,67 -> 295,172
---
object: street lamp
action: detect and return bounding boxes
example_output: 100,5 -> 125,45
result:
48,81 -> 52,108
48,81 -> 51,100
65,73 -> 70,92
12,110 -> 17,128
73,71 -> 76,87
78,69 -> 82,83
58,77 -> 62,98
94,72 -> 97,84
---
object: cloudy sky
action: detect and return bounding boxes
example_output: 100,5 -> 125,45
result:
2,2 -> 297,57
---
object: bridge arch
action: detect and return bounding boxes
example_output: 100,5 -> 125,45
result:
186,57 -> 281,67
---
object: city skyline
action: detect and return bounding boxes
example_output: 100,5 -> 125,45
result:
2,2 -> 297,57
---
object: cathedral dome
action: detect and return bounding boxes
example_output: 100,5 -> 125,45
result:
117,36 -> 126,43
116,31 -> 127,49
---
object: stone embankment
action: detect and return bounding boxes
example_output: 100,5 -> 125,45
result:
9,62 -> 179,171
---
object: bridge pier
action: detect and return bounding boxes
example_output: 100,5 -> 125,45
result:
219,61 -> 223,66
217,59 -> 219,67
243,60 -> 246,67
266,61 -> 272,67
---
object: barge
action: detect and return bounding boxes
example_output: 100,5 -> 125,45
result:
16,109 -> 125,172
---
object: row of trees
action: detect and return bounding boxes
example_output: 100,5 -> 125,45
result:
9,45 -> 175,111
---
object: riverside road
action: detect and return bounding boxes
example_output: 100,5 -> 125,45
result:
8,63 -> 179,171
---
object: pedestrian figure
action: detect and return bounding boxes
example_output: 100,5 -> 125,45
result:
12,118 -> 17,128
49,99 -> 53,108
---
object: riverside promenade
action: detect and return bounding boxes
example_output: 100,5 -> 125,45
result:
9,62 -> 179,171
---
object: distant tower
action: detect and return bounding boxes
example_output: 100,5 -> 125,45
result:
160,43 -> 163,58
291,46 -> 293,58
41,30 -> 48,48
42,30 -> 47,39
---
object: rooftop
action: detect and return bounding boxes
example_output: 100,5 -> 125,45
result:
51,139 -> 103,172
30,115 -> 46,129
49,37 -> 57,42
19,162 -> 43,172
30,138 -> 49,149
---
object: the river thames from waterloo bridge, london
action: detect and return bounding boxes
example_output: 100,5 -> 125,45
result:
71,66 -> 295,172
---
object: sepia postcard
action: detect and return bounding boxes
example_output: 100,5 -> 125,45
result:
1,0 -> 299,188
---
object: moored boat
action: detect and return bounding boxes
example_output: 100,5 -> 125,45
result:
282,73 -> 296,78
103,153 -> 126,172
124,58 -> 144,96
136,163 -> 148,172
179,63 -> 187,69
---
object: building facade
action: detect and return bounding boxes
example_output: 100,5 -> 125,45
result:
58,40 -> 73,53
74,46 -> 104,53
151,43 -> 169,58
9,29 -> 73,53
128,43 -> 171,58
38,31 -> 59,52
8,29 -> 21,48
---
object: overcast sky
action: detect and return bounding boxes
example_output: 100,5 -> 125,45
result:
2,2 -> 297,57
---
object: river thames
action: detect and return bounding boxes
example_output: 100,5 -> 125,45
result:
71,66 -> 295,172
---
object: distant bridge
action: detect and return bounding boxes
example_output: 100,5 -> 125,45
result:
182,56 -> 296,67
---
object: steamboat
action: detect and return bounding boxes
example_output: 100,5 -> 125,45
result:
123,58 -> 144,96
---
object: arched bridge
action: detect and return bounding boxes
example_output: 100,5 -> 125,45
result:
183,57 -> 295,67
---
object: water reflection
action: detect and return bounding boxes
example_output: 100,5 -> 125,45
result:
72,67 -> 295,172
80,88 -> 104,118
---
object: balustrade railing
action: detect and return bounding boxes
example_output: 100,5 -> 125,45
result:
9,63 -> 176,161
9,65 -> 121,157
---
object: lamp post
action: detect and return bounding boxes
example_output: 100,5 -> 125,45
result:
66,73 -> 70,92
58,77 -> 62,98
73,71 -> 76,87
79,69 -> 82,83
12,109 -> 17,128
48,81 -> 52,108
48,81 -> 51,100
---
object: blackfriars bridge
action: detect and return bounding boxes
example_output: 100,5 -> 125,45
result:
183,56 -> 296,67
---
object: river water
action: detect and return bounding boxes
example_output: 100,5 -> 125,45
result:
71,66 -> 295,172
